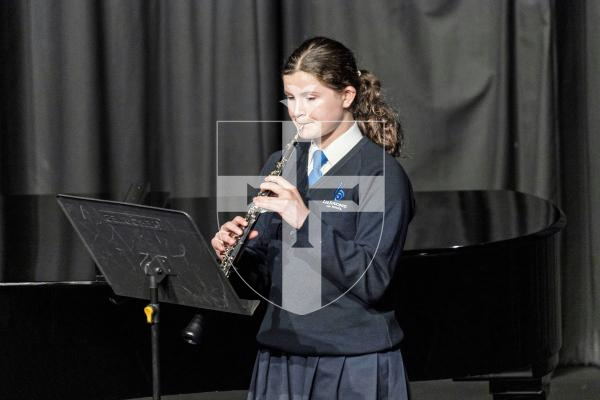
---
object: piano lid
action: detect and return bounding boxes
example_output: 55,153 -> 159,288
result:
0,190 -> 566,283
404,190 -> 566,255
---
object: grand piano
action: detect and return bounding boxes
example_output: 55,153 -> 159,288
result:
0,190 -> 565,399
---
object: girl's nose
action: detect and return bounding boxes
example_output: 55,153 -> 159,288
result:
293,98 -> 308,118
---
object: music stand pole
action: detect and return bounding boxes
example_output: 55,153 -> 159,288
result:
143,258 -> 170,400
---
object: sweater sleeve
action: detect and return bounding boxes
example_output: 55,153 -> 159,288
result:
297,159 -> 414,305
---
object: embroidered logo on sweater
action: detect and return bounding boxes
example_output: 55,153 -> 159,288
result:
323,183 -> 348,211
334,183 -> 345,200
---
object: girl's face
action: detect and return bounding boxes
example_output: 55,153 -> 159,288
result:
283,71 -> 356,147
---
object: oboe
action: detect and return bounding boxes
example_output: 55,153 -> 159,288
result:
182,134 -> 299,345
219,134 -> 299,278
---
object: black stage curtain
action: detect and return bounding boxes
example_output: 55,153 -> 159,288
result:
1,0 -> 599,364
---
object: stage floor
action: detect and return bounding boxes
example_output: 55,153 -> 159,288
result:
126,366 -> 600,400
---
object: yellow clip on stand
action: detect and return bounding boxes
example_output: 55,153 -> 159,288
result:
144,305 -> 158,324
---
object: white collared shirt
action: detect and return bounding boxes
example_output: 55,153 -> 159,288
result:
307,122 -> 363,176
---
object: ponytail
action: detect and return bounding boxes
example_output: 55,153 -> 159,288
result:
352,70 -> 404,157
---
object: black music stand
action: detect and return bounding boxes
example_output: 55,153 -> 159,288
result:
56,194 -> 259,400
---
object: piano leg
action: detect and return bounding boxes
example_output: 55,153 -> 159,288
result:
488,373 -> 551,399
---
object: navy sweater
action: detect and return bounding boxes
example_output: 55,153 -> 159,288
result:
238,136 -> 414,356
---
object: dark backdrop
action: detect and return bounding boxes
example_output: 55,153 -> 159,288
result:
1,0 -> 598,366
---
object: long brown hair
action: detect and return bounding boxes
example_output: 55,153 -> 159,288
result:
283,37 -> 404,157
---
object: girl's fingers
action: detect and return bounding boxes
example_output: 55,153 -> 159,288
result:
212,216 -> 256,257
223,221 -> 244,236
253,197 -> 270,211
211,237 -> 226,255
214,235 -> 229,250
222,234 -> 237,246
215,230 -> 235,245
259,181 -> 285,195
265,175 -> 295,189
254,197 -> 286,213
233,216 -> 248,227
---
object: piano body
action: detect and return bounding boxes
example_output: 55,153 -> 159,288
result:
0,190 -> 564,399
397,190 -> 565,399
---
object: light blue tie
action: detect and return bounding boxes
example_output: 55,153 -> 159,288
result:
308,149 -> 328,186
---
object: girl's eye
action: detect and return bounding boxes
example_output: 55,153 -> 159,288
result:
286,96 -> 295,100
307,97 -> 316,101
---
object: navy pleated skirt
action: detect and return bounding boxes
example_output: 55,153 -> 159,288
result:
246,347 -> 410,400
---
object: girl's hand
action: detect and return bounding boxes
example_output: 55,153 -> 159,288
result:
253,176 -> 309,229
211,216 -> 258,260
